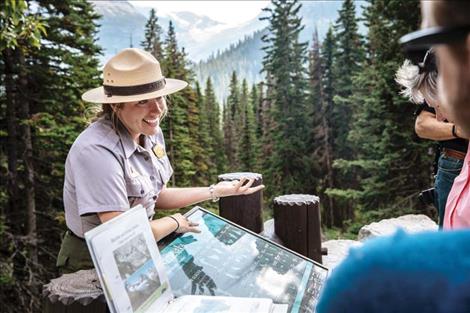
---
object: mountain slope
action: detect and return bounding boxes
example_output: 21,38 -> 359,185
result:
194,1 -> 365,101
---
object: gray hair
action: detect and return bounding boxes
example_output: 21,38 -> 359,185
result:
395,59 -> 438,104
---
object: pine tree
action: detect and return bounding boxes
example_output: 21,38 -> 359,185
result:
1,0 -> 101,310
260,74 -> 275,175
187,80 -> 209,186
224,71 -> 240,170
141,8 -> 163,60
237,79 -> 258,171
324,0 -> 365,226
204,78 -> 226,177
261,0 -> 310,196
194,82 -> 213,184
344,0 -> 431,216
332,0 -> 364,158
306,28 -> 335,226
306,27 -> 340,226
160,21 -> 199,187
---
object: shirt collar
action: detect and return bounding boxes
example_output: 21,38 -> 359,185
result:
117,122 -> 157,158
116,122 -> 138,159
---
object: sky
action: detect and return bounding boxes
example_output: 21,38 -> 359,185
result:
131,1 -> 270,27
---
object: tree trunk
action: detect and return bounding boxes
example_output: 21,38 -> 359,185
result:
3,48 -> 19,224
321,114 -> 335,228
319,80 -> 335,228
17,51 -> 38,263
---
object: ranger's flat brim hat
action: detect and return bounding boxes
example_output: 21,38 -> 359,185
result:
82,48 -> 188,103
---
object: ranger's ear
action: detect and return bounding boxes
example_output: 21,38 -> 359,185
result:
110,103 -> 123,113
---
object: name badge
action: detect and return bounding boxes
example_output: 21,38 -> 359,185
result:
152,144 -> 166,159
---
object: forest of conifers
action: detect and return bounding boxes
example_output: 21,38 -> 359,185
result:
1,0 -> 433,311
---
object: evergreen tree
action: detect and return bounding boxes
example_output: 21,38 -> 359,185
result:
235,79 -> 248,153
1,0 -> 101,310
325,0 -> 365,226
194,81 -> 213,184
260,74 -> 275,174
224,71 -> 240,170
343,0 -> 431,217
307,28 -> 336,226
237,79 -> 258,171
332,0 -> 364,157
305,26 -> 341,226
161,21 -> 200,187
141,8 -> 163,60
187,79 -> 209,186
261,0 -> 310,196
252,83 -> 262,138
204,78 -> 226,177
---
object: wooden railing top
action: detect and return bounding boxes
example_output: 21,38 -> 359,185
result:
43,269 -> 104,306
273,194 -> 320,205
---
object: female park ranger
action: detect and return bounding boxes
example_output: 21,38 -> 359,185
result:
57,48 -> 264,273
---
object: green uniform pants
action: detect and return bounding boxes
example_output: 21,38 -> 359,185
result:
56,230 -> 94,274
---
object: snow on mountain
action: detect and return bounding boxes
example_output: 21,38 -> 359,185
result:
91,1 -> 265,62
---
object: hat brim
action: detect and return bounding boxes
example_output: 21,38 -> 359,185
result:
81,78 -> 188,103
400,25 -> 470,53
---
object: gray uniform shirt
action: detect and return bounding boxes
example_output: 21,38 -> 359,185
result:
63,118 -> 173,237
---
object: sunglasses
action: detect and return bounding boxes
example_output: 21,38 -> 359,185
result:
400,25 -> 470,58
418,49 -> 437,74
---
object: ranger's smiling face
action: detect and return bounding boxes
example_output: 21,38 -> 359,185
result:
117,97 -> 167,143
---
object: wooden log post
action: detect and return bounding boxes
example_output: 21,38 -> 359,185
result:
42,269 -> 107,313
273,194 -> 324,264
218,172 -> 263,233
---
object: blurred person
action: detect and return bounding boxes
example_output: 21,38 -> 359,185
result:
396,49 -> 468,227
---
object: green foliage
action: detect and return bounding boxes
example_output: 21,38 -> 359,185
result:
160,21 -> 200,186
340,0 -> 432,213
141,8 -> 163,60
1,0 -> 102,311
237,79 -> 258,171
194,29 -> 266,102
0,0 -> 47,52
261,0 -> 311,197
204,78 -> 226,177
223,71 -> 240,171
323,226 -> 357,241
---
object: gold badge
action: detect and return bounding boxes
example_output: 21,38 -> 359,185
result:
152,144 -> 165,159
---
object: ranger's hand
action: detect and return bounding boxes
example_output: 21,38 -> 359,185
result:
170,213 -> 200,234
214,177 -> 265,198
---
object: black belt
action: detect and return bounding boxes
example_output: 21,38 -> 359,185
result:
67,229 -> 85,241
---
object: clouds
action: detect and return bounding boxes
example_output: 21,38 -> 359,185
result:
132,0 -> 269,27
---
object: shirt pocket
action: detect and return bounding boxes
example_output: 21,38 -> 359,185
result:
157,156 -> 173,185
126,176 -> 152,208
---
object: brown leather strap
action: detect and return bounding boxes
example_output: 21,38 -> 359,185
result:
442,148 -> 466,160
103,78 -> 166,97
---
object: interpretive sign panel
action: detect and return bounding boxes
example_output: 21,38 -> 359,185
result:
86,205 -> 283,313
159,207 -> 328,313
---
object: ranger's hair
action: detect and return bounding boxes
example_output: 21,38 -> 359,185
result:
89,96 -> 169,129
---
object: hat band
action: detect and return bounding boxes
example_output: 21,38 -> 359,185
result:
103,78 -> 166,97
